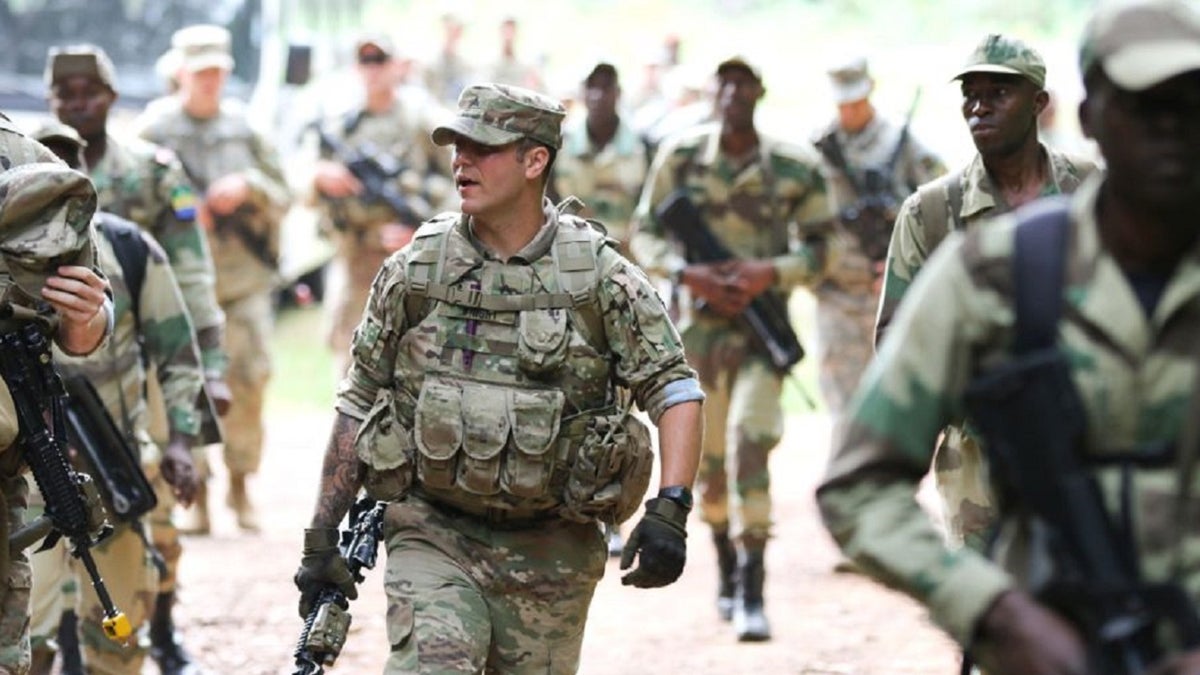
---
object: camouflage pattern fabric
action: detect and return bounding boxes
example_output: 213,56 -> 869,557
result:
875,145 -> 1097,550
336,199 -> 697,670
311,94 -> 455,370
818,175 -> 1200,647
424,51 -> 475,107
552,115 -> 647,246
813,114 -> 945,418
953,33 -> 1047,88
90,134 -> 225,376
134,97 -> 290,304
0,115 -> 100,675
381,495 -> 605,674
219,291 -> 273,475
432,84 -> 565,150
628,123 -> 832,541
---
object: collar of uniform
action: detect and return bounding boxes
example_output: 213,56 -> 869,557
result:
961,143 -> 1065,221
696,123 -> 724,167
832,113 -> 884,148
461,198 -> 560,264
564,115 -> 639,157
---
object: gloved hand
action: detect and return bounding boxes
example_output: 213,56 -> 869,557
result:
619,497 -> 688,588
294,528 -> 357,618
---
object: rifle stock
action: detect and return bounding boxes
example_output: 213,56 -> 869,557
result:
654,189 -> 804,373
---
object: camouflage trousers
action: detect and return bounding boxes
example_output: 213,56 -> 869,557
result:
684,323 -> 782,543
0,474 -> 31,675
29,468 -> 168,674
382,496 -> 606,674
814,282 -> 878,420
934,426 -> 998,551
219,291 -> 274,475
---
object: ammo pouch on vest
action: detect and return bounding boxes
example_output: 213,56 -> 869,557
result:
558,406 -> 653,525
355,388 -> 415,502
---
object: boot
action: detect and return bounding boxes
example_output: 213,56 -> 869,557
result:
713,530 -> 737,622
56,609 -> 85,675
150,591 -> 201,675
733,547 -> 771,642
227,471 -> 260,532
179,480 -> 210,536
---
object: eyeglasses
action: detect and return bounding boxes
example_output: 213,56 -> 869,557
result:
358,52 -> 390,66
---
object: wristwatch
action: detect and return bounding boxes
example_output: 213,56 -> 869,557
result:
657,485 -> 694,511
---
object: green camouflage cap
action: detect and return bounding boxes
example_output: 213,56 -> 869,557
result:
0,163 -> 97,298
953,34 -> 1046,88
432,83 -> 566,149
1080,0 -> 1200,91
45,44 -> 118,91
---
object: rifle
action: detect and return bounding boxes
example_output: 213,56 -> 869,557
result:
311,121 -> 425,227
0,320 -> 132,642
292,497 -> 386,675
654,189 -> 804,373
173,159 -> 280,270
814,88 -> 922,265
962,205 -> 1200,673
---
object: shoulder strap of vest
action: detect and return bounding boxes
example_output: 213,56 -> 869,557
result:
1011,196 -> 1072,354
917,168 -> 964,250
97,214 -> 151,327
404,216 -> 456,327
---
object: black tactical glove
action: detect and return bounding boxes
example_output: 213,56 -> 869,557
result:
619,497 -> 688,588
294,528 -> 357,618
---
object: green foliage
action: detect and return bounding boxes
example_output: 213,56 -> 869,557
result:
268,305 -> 336,413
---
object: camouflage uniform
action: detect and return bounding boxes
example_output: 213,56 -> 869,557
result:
135,96 -> 290,478
818,171 -> 1200,650
813,109 -> 944,417
877,147 -> 1096,550
311,92 -> 454,372
0,115 -> 103,675
629,122 -> 831,545
31,215 -> 203,674
336,85 -> 701,673
552,113 -> 647,246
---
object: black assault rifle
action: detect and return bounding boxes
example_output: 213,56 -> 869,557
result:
0,318 -> 131,642
311,122 -> 425,227
655,189 -> 804,373
292,497 -> 386,675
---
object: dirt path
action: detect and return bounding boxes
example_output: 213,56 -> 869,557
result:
159,408 -> 959,675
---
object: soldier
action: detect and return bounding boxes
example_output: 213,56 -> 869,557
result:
875,34 -> 1098,552
552,61 -> 647,250
0,112 -> 111,675
26,122 -> 203,675
819,1 -> 1200,672
812,55 -> 945,419
487,17 -> 545,91
309,33 -> 454,376
294,83 -> 703,674
135,25 -> 291,535
423,12 -> 475,107
629,56 -> 834,641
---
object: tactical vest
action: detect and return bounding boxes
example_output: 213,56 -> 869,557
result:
355,211 -> 653,525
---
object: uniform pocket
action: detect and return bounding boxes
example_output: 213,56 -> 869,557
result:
355,389 -> 415,502
457,384 -> 508,496
517,309 -> 570,377
503,388 -> 563,498
414,377 -> 463,490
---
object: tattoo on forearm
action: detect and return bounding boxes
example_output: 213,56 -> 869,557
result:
311,413 -> 366,528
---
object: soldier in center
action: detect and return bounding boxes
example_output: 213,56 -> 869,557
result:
294,83 -> 703,674
630,56 -> 834,641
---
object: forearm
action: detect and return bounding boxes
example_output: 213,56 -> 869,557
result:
655,400 -> 702,489
310,412 -> 366,529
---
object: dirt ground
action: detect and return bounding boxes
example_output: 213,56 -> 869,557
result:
142,408 -> 961,675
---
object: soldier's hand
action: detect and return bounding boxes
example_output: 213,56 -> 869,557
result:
313,160 -> 363,198
294,527 -> 357,618
45,265 -> 110,355
206,377 -> 233,417
619,497 -> 688,588
1149,649 -> 1200,675
974,590 -> 1088,675
717,259 -> 777,300
160,438 -> 199,506
684,264 -> 745,318
206,174 -> 251,215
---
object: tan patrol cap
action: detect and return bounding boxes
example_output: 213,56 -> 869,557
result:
172,24 -> 234,73
828,56 -> 873,104
432,83 -> 566,149
45,44 -> 117,91
716,56 -> 763,84
1080,0 -> 1200,91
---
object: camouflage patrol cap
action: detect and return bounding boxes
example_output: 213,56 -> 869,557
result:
828,55 -> 873,104
172,24 -> 234,73
0,163 -> 97,299
45,44 -> 118,91
29,120 -> 87,151
432,83 -> 566,149
953,34 -> 1046,88
1080,0 -> 1200,91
